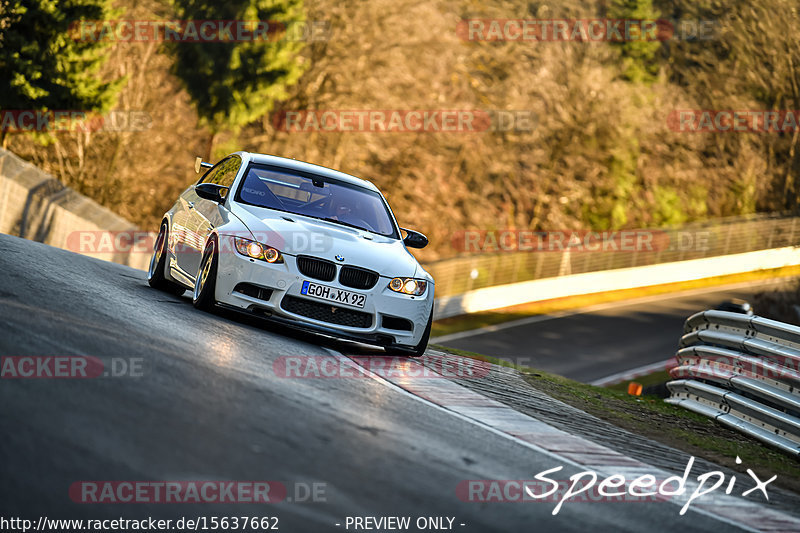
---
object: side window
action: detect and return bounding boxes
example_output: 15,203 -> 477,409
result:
199,156 -> 242,188
198,159 -> 225,185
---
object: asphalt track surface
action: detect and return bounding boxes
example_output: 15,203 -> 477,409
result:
0,234 -> 769,532
437,283 -> 783,384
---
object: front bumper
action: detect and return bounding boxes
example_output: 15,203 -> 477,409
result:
213,236 -> 434,348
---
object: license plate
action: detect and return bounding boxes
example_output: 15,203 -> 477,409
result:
301,281 -> 366,308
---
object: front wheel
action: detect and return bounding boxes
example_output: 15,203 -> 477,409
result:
148,222 -> 185,296
193,239 -> 218,311
385,305 -> 433,358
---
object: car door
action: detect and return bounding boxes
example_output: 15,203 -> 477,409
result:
183,155 -> 242,279
169,189 -> 193,276
173,158 -> 227,276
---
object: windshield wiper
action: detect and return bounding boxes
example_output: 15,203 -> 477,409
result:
317,216 -> 368,232
297,213 -> 390,237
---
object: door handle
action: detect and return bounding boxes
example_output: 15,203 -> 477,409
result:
187,202 -> 195,209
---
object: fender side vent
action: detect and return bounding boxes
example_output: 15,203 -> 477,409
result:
234,283 -> 273,301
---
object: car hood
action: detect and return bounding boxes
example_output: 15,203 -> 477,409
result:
229,202 -> 425,279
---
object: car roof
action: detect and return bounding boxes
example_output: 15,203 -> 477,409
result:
234,151 -> 380,193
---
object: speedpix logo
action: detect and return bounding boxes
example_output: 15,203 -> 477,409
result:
458,456 -> 775,516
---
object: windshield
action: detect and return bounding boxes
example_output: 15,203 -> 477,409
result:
234,164 -> 398,238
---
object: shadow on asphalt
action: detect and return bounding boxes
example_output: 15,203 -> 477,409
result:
138,282 -> 393,358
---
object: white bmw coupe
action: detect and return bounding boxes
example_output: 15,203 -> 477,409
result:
147,152 -> 434,356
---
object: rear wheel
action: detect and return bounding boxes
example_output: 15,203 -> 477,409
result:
147,222 -> 185,296
192,239 -> 218,311
385,306 -> 433,358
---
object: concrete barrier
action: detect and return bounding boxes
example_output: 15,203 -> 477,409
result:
0,148 -> 150,270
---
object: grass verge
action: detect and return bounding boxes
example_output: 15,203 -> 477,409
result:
606,370 -> 672,392
432,265 -> 800,338
433,344 -> 800,495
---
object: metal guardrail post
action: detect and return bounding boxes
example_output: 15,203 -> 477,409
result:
723,223 -> 733,255
533,251 -> 544,280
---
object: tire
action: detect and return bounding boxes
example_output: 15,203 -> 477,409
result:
192,239 -> 218,311
147,222 -> 186,296
385,305 -> 433,358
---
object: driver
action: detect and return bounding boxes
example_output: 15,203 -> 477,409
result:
328,190 -> 373,230
328,191 -> 354,221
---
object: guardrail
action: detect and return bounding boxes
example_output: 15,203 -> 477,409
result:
666,310 -> 800,457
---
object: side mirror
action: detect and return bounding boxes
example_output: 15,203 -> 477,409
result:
195,156 -> 213,174
195,183 -> 228,204
401,228 -> 428,249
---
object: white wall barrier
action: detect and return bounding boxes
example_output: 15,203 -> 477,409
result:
434,247 -> 800,319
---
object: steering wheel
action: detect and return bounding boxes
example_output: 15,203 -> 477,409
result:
345,217 -> 377,232
300,196 -> 331,211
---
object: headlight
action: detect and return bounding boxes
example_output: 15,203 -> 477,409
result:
233,237 -> 283,263
388,277 -> 427,296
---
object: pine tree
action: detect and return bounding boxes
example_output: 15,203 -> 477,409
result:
609,0 -> 662,83
169,0 -> 308,159
0,0 -> 122,144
